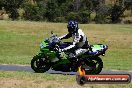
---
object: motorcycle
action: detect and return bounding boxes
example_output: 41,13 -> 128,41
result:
31,31 -> 108,74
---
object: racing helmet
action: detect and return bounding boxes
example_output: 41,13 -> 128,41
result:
67,20 -> 78,34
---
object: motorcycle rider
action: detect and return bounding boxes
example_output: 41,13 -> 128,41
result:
58,20 -> 90,58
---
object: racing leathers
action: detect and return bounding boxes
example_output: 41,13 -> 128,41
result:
59,29 -> 89,58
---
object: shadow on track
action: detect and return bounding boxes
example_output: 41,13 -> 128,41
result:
0,64 -> 76,75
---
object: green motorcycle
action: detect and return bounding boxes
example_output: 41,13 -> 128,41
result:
31,31 -> 108,74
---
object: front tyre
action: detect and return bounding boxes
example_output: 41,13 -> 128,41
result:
31,55 -> 50,73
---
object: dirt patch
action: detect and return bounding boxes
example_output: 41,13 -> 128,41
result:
0,78 -> 90,88
0,77 -> 132,88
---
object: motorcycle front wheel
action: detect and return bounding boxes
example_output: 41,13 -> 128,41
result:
31,55 -> 51,73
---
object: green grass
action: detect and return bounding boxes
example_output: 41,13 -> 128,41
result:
0,20 -> 132,70
0,71 -> 73,81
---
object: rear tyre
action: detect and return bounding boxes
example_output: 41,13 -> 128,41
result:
31,55 -> 50,73
82,56 -> 103,74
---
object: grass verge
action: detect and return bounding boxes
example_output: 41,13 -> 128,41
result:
0,71 -> 132,88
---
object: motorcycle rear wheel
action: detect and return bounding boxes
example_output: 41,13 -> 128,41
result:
81,56 -> 103,74
31,55 -> 50,73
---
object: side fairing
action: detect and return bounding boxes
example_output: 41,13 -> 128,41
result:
39,40 -> 57,60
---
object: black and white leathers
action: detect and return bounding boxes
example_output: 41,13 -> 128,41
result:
59,29 -> 89,51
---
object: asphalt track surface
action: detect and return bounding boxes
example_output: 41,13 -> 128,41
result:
0,64 -> 132,78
